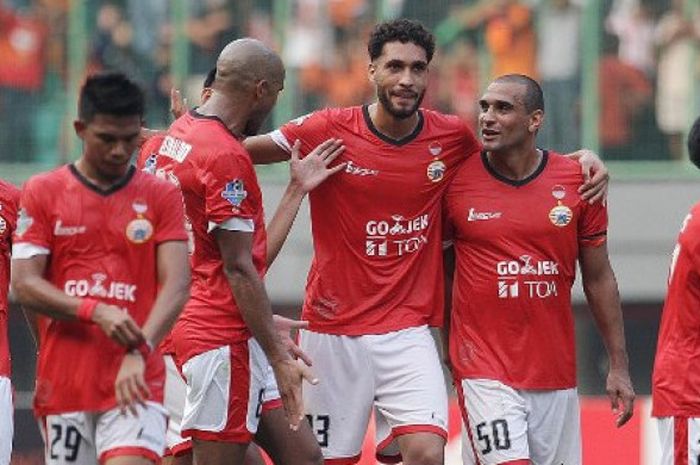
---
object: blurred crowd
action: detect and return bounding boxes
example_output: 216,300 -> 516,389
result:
0,0 -> 697,163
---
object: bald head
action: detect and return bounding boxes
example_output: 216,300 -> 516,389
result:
214,38 -> 285,94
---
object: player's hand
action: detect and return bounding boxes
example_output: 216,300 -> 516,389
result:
273,315 -> 313,366
115,352 -> 151,416
92,303 -> 145,347
567,149 -> 609,204
607,367 -> 635,427
289,139 -> 346,194
271,357 -> 318,431
170,87 -> 188,120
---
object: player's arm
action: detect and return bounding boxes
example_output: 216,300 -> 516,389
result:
244,134 -> 292,165
579,242 -> 635,427
441,244 -> 456,371
266,139 -> 345,266
115,240 -> 190,414
11,255 -> 144,347
215,228 -> 317,429
562,150 -> 609,204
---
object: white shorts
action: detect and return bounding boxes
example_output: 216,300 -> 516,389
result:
180,339 -> 279,443
657,416 -> 700,465
0,376 -> 13,465
39,402 -> 167,465
300,325 -> 448,463
163,354 -> 191,456
457,378 -> 581,465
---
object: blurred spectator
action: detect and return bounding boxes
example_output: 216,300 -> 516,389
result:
183,0 -> 234,103
536,0 -> 580,153
456,0 -> 537,79
654,0 -> 699,160
0,0 -> 47,162
606,0 -> 657,77
324,33 -> 372,107
435,36 -> 480,130
599,34 -> 652,160
284,0 -> 334,114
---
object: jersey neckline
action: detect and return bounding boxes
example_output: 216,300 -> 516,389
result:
481,149 -> 549,187
189,108 -> 242,140
362,104 -> 424,146
69,163 -> 136,196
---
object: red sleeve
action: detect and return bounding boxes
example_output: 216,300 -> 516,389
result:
4,183 -> 20,239
153,182 -> 188,244
202,148 -> 258,225
278,110 -> 331,157
14,177 -> 52,249
578,199 -> 608,248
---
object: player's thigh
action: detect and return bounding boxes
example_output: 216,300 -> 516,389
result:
524,388 -> 581,465
95,401 -> 167,464
40,412 -> 97,465
163,354 -> 191,459
371,326 -> 448,462
255,405 -> 322,465
657,416 -> 700,465
457,378 -> 529,465
0,376 -> 12,465
180,341 -> 266,444
299,329 -> 374,461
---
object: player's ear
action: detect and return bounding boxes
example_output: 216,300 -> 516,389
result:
73,119 -> 87,139
529,110 -> 544,134
255,79 -> 269,100
368,62 -> 376,83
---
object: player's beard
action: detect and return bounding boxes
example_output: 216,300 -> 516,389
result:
378,88 -> 425,120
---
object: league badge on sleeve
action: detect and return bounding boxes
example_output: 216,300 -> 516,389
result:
221,180 -> 247,210
549,185 -> 573,227
15,208 -> 33,237
0,215 -> 5,235
125,200 -> 153,244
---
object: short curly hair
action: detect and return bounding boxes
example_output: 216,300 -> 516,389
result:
367,18 -> 435,63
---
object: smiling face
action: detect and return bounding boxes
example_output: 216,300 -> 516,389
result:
74,113 -> 142,182
369,41 -> 428,120
478,81 -> 543,153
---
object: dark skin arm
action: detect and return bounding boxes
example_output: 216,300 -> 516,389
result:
579,242 -> 635,427
244,134 -> 291,165
215,227 -> 317,430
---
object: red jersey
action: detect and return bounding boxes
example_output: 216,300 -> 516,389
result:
12,165 -> 187,415
141,111 -> 267,364
444,152 -> 607,389
273,106 -> 480,335
652,202 -> 700,417
0,179 -> 19,377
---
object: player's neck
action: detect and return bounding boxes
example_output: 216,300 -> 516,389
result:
368,102 -> 420,141
486,147 -> 542,181
197,96 -> 246,139
74,159 -> 129,190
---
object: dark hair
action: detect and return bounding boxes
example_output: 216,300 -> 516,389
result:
203,67 -> 216,88
688,115 -> 700,169
78,72 -> 144,122
367,18 -> 435,63
494,74 -> 544,113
